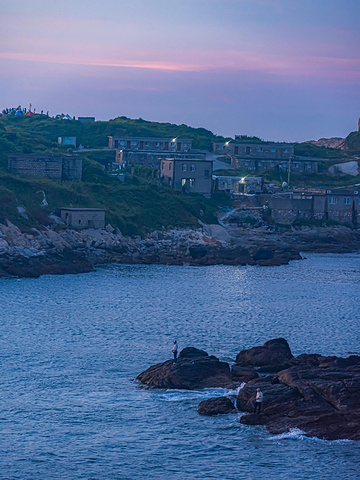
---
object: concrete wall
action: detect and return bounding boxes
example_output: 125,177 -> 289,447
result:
62,156 -> 82,180
8,154 -> 63,179
8,154 -> 82,180
60,209 -> 105,229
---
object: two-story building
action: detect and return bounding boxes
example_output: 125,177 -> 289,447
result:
108,136 -> 192,152
213,141 -> 294,158
160,158 -> 213,197
267,187 -> 360,226
115,151 -> 204,169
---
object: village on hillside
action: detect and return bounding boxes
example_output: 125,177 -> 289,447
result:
2,106 -> 360,231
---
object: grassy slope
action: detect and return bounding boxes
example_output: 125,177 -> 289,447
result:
0,115 -> 231,235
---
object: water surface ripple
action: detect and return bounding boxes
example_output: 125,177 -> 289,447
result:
0,253 -> 360,479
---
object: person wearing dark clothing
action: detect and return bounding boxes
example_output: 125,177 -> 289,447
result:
254,388 -> 263,414
172,340 -> 178,363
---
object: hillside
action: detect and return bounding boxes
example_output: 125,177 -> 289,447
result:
0,115 -> 233,235
0,115 -> 224,156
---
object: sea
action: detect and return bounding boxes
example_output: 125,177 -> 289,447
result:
0,253 -> 360,480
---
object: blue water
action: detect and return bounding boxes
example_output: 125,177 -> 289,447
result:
0,253 -> 360,479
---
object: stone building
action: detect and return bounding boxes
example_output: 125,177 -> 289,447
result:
115,150 -> 205,169
213,141 -> 294,158
266,187 -> 360,226
108,136 -> 192,152
60,208 -> 105,229
8,154 -> 82,180
160,158 -> 213,197
231,156 -> 318,173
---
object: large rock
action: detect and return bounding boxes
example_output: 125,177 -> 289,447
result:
231,364 -> 259,383
237,353 -> 360,440
235,338 -> 293,372
198,397 -> 236,416
137,347 -> 235,389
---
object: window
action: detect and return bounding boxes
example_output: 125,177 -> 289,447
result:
156,142 -> 161,147
190,164 -> 195,172
244,162 -> 249,166
245,147 -> 251,155
271,148 -> 276,153
182,164 -> 187,171
162,162 -> 165,170
204,170 -> 210,179
120,140 -> 125,146
329,197 -> 337,205
284,149 -> 289,153
295,163 -> 299,168
306,164 -> 312,169
169,163 -> 172,171
344,197 -> 352,205
189,178 -> 195,187
270,162 -> 275,167
258,147 -> 262,152
181,178 -> 187,186
183,143 -> 188,148
258,162 -> 262,166
145,141 -> 150,147
131,141 -> 138,147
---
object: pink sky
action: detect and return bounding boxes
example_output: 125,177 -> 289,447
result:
1,0 -> 359,141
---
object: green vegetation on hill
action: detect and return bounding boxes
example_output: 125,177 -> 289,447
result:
0,115 -> 224,155
294,142 -> 347,158
0,164 -> 231,235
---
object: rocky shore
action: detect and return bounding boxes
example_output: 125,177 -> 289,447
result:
0,218 -> 359,278
137,339 -> 360,441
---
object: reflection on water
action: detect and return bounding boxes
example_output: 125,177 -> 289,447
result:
0,253 -> 360,479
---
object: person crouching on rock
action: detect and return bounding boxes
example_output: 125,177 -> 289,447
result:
172,340 -> 178,363
254,388 -> 263,414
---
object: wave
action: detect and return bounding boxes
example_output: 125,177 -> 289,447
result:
269,428 -> 354,443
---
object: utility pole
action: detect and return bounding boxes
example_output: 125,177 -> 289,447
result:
287,156 -> 292,186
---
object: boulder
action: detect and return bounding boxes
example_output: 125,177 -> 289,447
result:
137,347 -> 235,390
198,397 -> 236,416
237,360 -> 360,440
231,364 -> 259,383
235,338 -> 293,372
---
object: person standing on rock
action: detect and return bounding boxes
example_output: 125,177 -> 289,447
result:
254,388 -> 263,414
172,340 -> 178,363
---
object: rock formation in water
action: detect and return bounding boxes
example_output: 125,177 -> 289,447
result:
137,338 -> 360,441
136,347 -> 235,390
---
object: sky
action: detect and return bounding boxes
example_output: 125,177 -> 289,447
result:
1,0 -> 360,142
